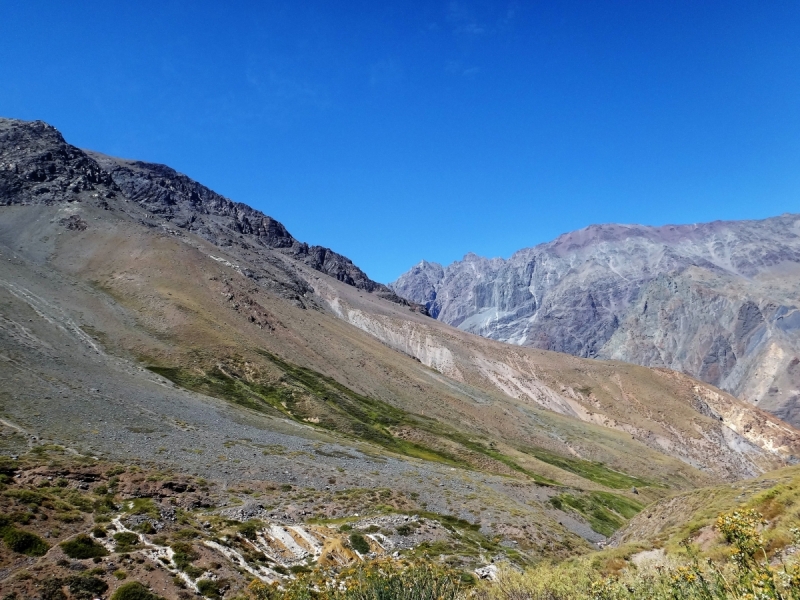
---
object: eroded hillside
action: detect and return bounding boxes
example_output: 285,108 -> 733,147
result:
391,217 -> 800,426
2,118 -> 800,582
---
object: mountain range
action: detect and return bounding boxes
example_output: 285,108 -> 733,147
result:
391,216 -> 800,427
2,116 -> 800,595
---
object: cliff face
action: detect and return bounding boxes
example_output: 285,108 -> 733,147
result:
391,218 -> 800,425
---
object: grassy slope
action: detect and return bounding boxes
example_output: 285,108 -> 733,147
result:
51,208 -> 716,488
611,463 -> 800,556
2,201 -> 796,545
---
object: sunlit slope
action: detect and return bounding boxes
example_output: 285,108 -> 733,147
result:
309,266 -> 800,481
610,462 -> 800,557
2,199 -> 796,496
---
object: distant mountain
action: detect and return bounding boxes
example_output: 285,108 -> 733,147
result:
391,216 -> 800,426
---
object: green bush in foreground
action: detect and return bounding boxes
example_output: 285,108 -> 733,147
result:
348,533 -> 370,554
247,508 -> 800,600
249,560 -> 467,600
113,531 -> 140,552
197,579 -> 223,599
110,581 -> 163,600
2,526 -> 49,556
170,541 -> 200,570
60,534 -> 108,559
67,575 -> 109,599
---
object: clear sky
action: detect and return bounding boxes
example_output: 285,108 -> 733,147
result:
2,2 -> 799,283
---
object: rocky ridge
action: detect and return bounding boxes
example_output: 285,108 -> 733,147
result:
391,217 -> 800,426
0,117 -> 413,308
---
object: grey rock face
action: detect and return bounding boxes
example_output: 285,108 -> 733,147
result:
0,117 -> 414,307
391,218 -> 800,425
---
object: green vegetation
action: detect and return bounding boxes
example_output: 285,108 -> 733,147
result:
152,354 -> 474,468
2,525 -> 49,556
110,581 -> 163,600
444,432 -> 559,485
349,532 -> 370,554
60,534 -> 108,559
411,510 -> 481,532
170,541 -> 199,571
149,354 -> 565,487
196,579 -> 223,598
67,575 -> 109,598
485,510 -> 800,600
523,446 -> 656,489
237,519 -> 262,540
124,497 -> 159,518
38,576 -> 109,600
113,531 -> 140,552
4,488 -> 44,505
550,491 -> 644,536
249,560 -> 467,600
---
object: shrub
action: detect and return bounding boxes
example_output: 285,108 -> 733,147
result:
39,578 -> 66,600
60,534 -> 108,559
93,494 -> 116,513
278,561 -> 466,600
66,575 -> 108,599
5,489 -> 44,506
237,520 -> 261,540
196,579 -> 222,598
348,533 -> 370,554
135,521 -> 156,534
483,509 -> 800,600
113,531 -> 140,552
110,581 -> 163,600
174,528 -> 198,540
3,527 -> 49,556
183,565 -> 203,579
171,541 -> 199,570
290,565 -> 311,574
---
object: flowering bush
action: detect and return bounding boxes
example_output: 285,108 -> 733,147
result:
249,559 -> 467,600
481,509 -> 800,600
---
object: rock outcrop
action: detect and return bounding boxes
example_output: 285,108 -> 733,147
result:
391,218 -> 800,425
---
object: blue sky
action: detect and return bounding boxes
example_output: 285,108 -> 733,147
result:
2,2 -> 799,283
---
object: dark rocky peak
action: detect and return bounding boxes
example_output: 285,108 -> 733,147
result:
87,152 -> 299,249
0,117 -> 421,308
0,118 -> 118,205
94,154 -> 402,295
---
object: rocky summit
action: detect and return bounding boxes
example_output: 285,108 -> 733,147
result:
0,118 -> 414,308
391,216 -> 800,426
